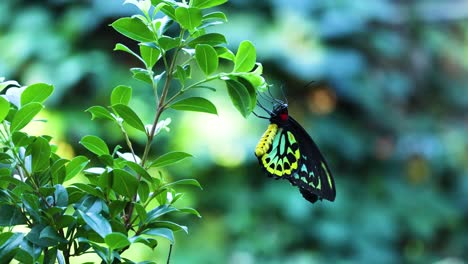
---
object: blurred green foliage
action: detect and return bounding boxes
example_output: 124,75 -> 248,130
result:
1,0 -> 468,263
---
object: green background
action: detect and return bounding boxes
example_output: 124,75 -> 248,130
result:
1,1 -> 467,263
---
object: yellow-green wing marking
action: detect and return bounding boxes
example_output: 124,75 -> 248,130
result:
255,127 -> 300,177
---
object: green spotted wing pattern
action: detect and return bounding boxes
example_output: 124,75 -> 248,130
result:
259,127 -> 300,177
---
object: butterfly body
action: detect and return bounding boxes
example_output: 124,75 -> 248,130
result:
255,103 -> 336,203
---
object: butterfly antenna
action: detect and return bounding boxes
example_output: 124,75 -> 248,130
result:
267,86 -> 277,101
252,111 -> 269,119
267,86 -> 284,105
279,85 -> 288,104
256,100 -> 273,115
258,91 -> 275,105
304,80 -> 316,89
268,87 -> 283,105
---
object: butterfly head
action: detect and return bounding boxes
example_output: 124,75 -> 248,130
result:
270,103 -> 289,125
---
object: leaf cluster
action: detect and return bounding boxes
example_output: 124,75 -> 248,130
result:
111,0 -> 268,118
0,0 -> 268,263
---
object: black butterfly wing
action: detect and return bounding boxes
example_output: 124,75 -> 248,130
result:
285,116 -> 336,203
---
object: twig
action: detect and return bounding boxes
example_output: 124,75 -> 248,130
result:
166,244 -> 173,264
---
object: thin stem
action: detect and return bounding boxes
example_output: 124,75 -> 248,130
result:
125,30 -> 186,231
119,123 -> 138,163
182,75 -> 219,92
162,75 -> 219,109
166,244 -> 173,264
141,44 -> 184,166
0,123 -> 29,180
161,52 -> 170,73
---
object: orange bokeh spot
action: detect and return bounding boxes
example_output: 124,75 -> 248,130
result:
307,86 -> 337,115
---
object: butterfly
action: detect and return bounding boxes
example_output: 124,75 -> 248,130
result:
254,95 -> 336,203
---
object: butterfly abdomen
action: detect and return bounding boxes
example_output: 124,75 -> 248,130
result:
255,123 -> 278,157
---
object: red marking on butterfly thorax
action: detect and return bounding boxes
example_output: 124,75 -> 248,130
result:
279,112 -> 288,122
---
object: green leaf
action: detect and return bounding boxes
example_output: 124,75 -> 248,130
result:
138,181 -> 150,203
55,215 -> 75,229
43,247 -> 58,264
114,43 -> 144,64
112,104 -> 146,132
146,205 -> 178,223
134,203 -> 148,223
174,65 -> 191,85
24,225 -> 54,247
111,85 -> 132,106
10,102 -> 43,132
21,194 -> 40,221
148,221 -> 188,234
39,226 -> 67,245
0,168 -> 11,177
0,96 -> 10,122
202,11 -> 227,22
77,209 -> 112,239
29,136 -> 51,173
187,33 -> 227,48
131,67 -> 153,84
97,170 -> 112,191
14,248 -> 34,264
150,151 -> 192,168
11,131 -> 33,147
111,17 -> 155,42
170,97 -> 217,115
71,183 -> 105,199
141,228 -> 174,243
65,156 -> 90,181
153,16 -> 173,35
140,45 -> 161,69
124,161 -> 153,182
234,70 -> 267,91
51,158 -> 68,185
20,83 -> 54,106
182,48 -> 195,57
0,232 -> 23,262
191,0 -> 227,9
125,0 -> 151,14
109,200 -> 127,218
39,186 -> 55,198
54,184 -> 68,207
131,235 -> 158,249
0,205 -> 28,226
0,176 -> 28,192
87,242 -> 111,262
215,47 -> 235,61
234,40 -> 256,72
0,152 -> 11,163
158,36 -> 180,51
105,233 -> 131,250
179,207 -> 202,218
162,179 -> 203,190
225,78 -> 256,117
85,106 -> 115,121
80,135 -> 110,156
112,169 -> 138,198
160,4 -> 176,20
175,7 -> 202,31
195,44 -> 218,76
